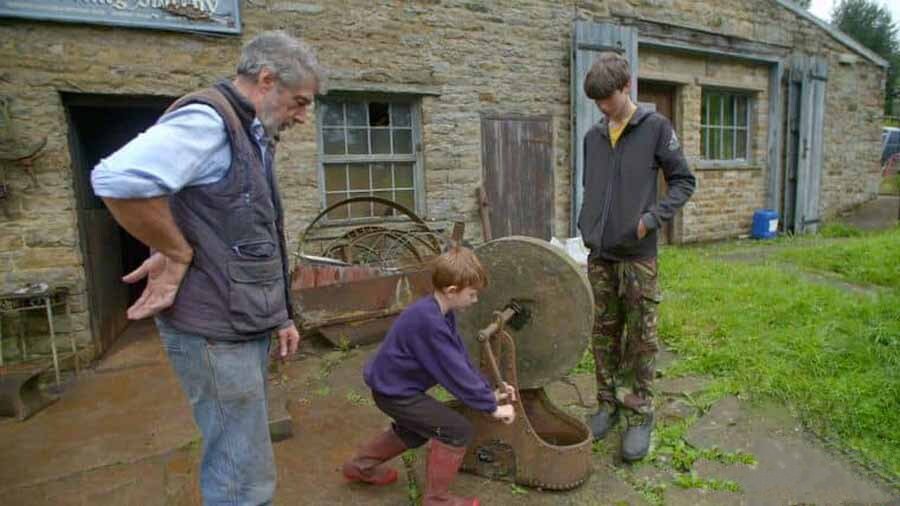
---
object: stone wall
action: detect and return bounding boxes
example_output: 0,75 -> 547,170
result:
638,49 -> 771,241
607,0 -> 886,221
0,0 -> 884,360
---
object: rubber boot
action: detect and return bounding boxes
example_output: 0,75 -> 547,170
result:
589,401 -> 619,440
622,412 -> 655,462
342,428 -> 407,485
423,439 -> 479,506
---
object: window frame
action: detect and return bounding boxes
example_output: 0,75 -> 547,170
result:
699,89 -> 753,164
315,94 -> 425,224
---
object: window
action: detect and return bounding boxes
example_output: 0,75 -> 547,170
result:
700,90 -> 751,161
317,98 -> 421,221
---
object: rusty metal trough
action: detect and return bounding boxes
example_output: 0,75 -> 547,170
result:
290,196 -> 454,346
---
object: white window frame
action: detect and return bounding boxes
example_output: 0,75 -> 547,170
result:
700,89 -> 753,163
316,94 -> 424,223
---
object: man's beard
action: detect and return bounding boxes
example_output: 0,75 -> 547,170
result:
258,90 -> 286,135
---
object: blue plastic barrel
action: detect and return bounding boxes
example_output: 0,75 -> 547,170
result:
751,209 -> 779,239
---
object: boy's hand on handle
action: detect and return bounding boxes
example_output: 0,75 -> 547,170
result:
494,381 -> 517,403
491,404 -> 516,425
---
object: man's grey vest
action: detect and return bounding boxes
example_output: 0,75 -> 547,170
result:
159,83 -> 293,341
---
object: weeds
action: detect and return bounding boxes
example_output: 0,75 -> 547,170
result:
346,390 -> 373,406
660,230 -> 900,477
672,471 -> 742,492
776,225 -> 900,288
402,451 -> 421,506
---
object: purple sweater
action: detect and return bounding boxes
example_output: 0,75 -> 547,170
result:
364,295 -> 497,413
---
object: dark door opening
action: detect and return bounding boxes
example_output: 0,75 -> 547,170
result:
63,93 -> 174,357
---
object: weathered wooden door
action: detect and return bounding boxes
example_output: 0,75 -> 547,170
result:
785,55 -> 828,234
571,21 -> 639,235
65,95 -> 168,356
481,115 -> 554,240
67,111 -> 127,357
638,81 -> 678,244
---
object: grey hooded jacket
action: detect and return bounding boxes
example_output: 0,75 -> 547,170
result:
578,105 -> 696,262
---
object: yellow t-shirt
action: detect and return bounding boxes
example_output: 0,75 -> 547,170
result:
609,108 -> 636,147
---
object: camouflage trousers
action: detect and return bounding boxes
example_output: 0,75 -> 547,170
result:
588,257 -> 661,419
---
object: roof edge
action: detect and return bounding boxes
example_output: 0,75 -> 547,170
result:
773,0 -> 889,68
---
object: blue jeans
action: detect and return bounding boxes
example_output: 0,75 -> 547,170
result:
156,319 -> 276,506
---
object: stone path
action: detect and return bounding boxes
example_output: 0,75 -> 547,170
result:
2,324 -> 895,505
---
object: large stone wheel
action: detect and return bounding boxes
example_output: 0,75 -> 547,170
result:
457,236 -> 594,390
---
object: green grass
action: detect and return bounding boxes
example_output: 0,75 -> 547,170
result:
649,418 -> 756,474
880,175 -> 899,195
657,237 -> 900,477
672,471 -> 742,492
776,225 -> 900,288
401,450 -> 421,505
817,222 -> 866,239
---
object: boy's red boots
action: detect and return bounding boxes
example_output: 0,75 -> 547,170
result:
424,439 -> 479,506
342,428 -> 407,485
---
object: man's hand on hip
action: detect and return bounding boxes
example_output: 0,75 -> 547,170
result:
123,251 -> 192,320
277,322 -> 302,359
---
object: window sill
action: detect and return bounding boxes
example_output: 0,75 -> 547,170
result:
693,160 -> 762,171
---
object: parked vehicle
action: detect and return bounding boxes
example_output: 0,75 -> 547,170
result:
883,126 -> 900,167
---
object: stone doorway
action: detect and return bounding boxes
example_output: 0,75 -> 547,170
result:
638,80 -> 681,245
63,93 -> 173,358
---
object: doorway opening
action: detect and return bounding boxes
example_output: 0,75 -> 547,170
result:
63,93 -> 174,357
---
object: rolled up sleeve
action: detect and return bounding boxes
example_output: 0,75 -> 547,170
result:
91,104 -> 230,199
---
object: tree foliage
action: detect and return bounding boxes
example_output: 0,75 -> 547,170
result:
832,0 -> 900,114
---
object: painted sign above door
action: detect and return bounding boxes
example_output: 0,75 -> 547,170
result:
0,0 -> 241,35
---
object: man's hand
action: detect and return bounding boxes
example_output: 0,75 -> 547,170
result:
491,404 -> 516,425
277,322 -> 302,359
494,381 -> 517,403
123,251 -> 192,320
637,218 -> 648,240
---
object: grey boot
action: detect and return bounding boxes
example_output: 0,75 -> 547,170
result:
589,402 -> 619,440
622,412 -> 654,462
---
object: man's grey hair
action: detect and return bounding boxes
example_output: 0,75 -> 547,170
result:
237,31 -> 327,92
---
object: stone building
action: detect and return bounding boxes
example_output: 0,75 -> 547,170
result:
0,0 -> 887,362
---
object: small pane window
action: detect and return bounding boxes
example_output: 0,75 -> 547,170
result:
321,102 -> 344,126
322,128 -> 345,155
392,104 -> 411,127
701,90 -> 752,161
317,97 -> 421,220
347,103 -> 367,126
324,164 -> 347,191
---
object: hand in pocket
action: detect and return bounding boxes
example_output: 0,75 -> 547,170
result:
636,218 -> 648,240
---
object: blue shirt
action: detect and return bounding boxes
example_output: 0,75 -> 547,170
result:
91,104 -> 270,198
364,295 -> 498,413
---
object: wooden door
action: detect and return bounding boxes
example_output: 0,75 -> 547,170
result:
64,94 -> 170,356
481,115 -> 554,240
638,81 -> 678,244
571,21 -> 639,236
785,55 -> 828,234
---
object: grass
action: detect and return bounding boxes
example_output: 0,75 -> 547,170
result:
880,174 -> 899,196
649,418 -> 756,474
672,471 -> 742,492
775,225 -> 900,287
656,230 -> 900,478
401,450 -> 421,505
345,389 -> 373,406
817,222 -> 866,239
